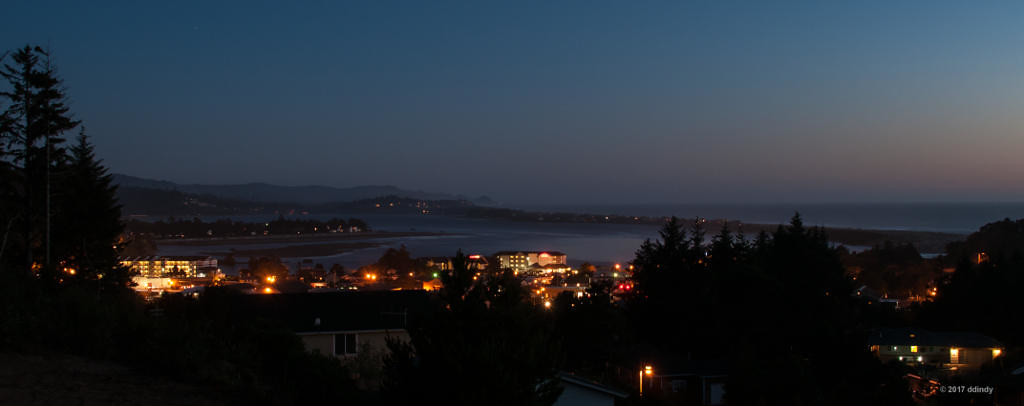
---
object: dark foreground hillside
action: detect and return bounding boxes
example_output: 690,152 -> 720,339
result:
0,353 -> 223,405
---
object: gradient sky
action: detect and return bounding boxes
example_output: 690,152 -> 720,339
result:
4,1 -> 1024,205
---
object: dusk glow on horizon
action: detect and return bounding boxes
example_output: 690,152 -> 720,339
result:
5,1 -> 1024,204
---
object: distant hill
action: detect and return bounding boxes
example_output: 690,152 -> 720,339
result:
116,186 -> 275,216
112,174 -> 494,205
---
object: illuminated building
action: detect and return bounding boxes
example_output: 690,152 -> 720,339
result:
120,256 -> 218,278
494,251 -> 567,273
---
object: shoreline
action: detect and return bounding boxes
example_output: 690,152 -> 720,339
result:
200,242 -> 384,258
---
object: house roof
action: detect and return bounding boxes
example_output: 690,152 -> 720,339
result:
867,328 -> 1003,348
557,372 -> 628,398
214,290 -> 430,333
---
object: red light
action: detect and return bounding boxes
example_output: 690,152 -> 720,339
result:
618,284 -> 624,290
468,255 -> 481,259
625,285 -> 631,290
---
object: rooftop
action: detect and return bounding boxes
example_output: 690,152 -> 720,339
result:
209,290 -> 431,333
867,328 -> 1003,348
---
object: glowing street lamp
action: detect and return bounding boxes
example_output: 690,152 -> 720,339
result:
640,365 -> 653,395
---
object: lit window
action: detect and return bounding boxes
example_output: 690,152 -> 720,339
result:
910,346 -> 918,353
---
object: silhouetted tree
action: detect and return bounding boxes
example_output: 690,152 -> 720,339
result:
923,219 -> 1024,346
0,45 -> 79,280
247,256 -> 288,281
52,128 -> 129,288
628,214 -> 912,405
383,251 -> 563,405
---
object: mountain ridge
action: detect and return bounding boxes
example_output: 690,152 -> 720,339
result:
112,174 -> 494,206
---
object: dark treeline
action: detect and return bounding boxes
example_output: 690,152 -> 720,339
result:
124,216 -> 369,239
923,219 -> 1024,346
384,253 -> 563,405
396,215 -> 1021,405
381,216 -> 1024,404
371,217 -> 913,405
842,241 -> 942,298
647,217 -> 912,404
0,45 -> 365,404
0,45 -> 125,287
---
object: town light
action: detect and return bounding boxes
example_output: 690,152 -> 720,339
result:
993,349 -> 1002,358
432,272 -> 439,278
645,365 -> 653,375
263,287 -> 272,294
544,300 -> 551,308
614,263 -> 621,270
266,276 -> 276,283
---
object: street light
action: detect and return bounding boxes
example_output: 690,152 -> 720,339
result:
640,365 -> 653,395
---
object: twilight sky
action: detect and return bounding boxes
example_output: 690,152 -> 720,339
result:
4,1 -> 1024,205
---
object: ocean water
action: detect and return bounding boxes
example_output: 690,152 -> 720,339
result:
154,203 -> 1024,271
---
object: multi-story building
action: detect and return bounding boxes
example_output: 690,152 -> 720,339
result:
494,251 -> 567,273
120,256 -> 218,278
